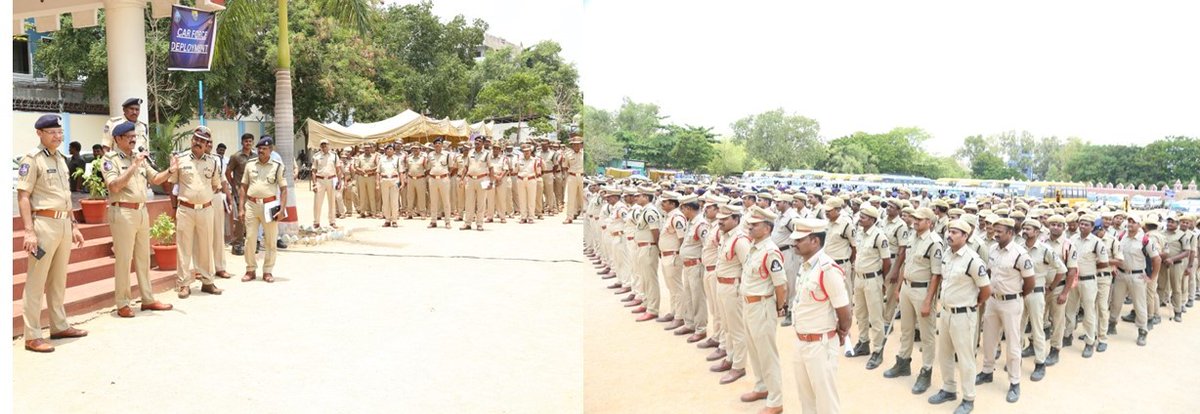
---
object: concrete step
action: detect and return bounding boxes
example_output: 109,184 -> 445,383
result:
12,223 -> 112,252
12,236 -> 114,275
12,267 -> 177,338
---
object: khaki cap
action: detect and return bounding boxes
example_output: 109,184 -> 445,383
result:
789,218 -> 829,239
947,219 -> 973,234
716,204 -> 744,219
746,205 -> 779,224
859,206 -> 881,220
913,207 -> 936,221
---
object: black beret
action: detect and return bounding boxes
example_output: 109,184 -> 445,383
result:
112,121 -> 137,137
257,136 -> 274,147
122,97 -> 144,108
35,114 -> 63,129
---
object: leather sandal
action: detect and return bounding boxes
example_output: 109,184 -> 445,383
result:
242,271 -> 257,282
263,273 -> 276,283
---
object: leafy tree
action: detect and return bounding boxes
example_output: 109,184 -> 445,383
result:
706,139 -> 758,177
665,125 -> 716,171
730,108 -> 825,170
972,152 -> 1023,179
821,135 -> 876,174
471,70 -> 552,141
581,105 -> 622,172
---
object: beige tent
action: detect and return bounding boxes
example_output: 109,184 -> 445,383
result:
306,111 -> 495,149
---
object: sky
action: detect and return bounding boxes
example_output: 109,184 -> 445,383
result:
580,0 -> 1200,155
387,0 -> 585,64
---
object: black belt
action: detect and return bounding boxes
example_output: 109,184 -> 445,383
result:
907,281 -> 929,288
1033,286 -> 1046,293
1098,272 -> 1113,277
859,271 -> 881,279
834,258 -> 850,265
1056,280 -> 1067,289
1172,259 -> 1183,265
890,254 -> 897,259
948,306 -> 977,314
779,245 -> 791,251
1079,274 -> 1096,281
1129,269 -> 1145,274
994,293 -> 1020,301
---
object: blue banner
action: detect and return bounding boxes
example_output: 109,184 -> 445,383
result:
167,5 -> 217,71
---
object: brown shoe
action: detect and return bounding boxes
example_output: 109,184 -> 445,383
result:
615,287 -> 632,295
214,271 -> 232,279
623,299 -> 643,307
49,327 -> 88,339
117,306 -> 135,318
263,273 -> 276,283
600,273 -> 616,280
606,282 -> 623,289
664,320 -> 685,330
242,271 -> 257,282
201,284 -> 224,295
620,293 -> 636,301
719,368 -> 745,384
710,358 -> 732,372
706,348 -> 728,361
655,314 -> 674,323
740,391 -> 768,403
141,302 -> 173,311
687,332 -> 707,343
698,338 -> 720,349
24,339 -> 54,353
177,286 -> 191,298
635,312 -> 657,322
674,326 -> 696,336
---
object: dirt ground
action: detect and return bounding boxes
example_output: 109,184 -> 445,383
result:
12,186 -> 1200,413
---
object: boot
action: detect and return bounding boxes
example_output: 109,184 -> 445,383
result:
1097,342 -> 1108,352
1021,345 -> 1034,358
1136,329 -> 1147,346
955,400 -> 974,414
1107,321 -> 1117,335
1006,383 -> 1020,403
848,340 -> 870,357
912,367 -> 933,394
928,390 -> 957,405
1031,363 -> 1046,382
974,371 -> 993,385
1046,347 -> 1060,366
1173,312 -> 1182,322
781,312 -> 793,327
1082,344 -> 1094,358
866,352 -> 884,370
883,356 -> 912,378
1151,315 -> 1162,326
1121,311 -> 1136,322
1062,334 -> 1073,347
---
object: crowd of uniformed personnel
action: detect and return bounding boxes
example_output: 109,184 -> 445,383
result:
18,109 -> 290,353
306,133 -> 586,230
581,180 -> 1198,414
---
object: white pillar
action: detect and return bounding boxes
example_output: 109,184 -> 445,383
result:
104,0 -> 148,124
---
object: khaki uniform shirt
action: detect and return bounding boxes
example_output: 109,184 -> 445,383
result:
771,208 -> 799,247
378,154 -> 402,177
170,152 -> 221,205
465,149 -> 492,176
312,150 -> 339,178
1024,240 -> 1065,288
702,219 -> 722,267
1119,229 -> 1161,273
792,251 -> 852,334
940,245 -> 990,307
904,230 -> 944,283
634,204 -> 662,243
716,228 -> 751,279
426,151 -> 453,176
564,149 -> 584,174
741,237 -> 787,296
626,204 -> 642,237
241,158 -> 286,198
681,215 -> 708,259
854,225 -> 890,274
101,117 -> 148,149
489,153 -> 511,178
406,153 -> 428,176
1162,230 -> 1190,263
100,149 -> 156,204
1046,234 -> 1080,273
825,214 -> 854,260
1100,233 -> 1120,273
608,202 -> 628,235
515,154 -> 541,178
659,208 -> 686,252
355,153 -> 379,175
1071,233 -> 1109,276
987,242 -> 1036,295
17,145 -> 73,211
884,215 -> 906,257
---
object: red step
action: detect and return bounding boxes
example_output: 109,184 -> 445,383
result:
13,255 -> 133,300
12,236 -> 114,275
13,223 -> 112,253
12,268 -> 177,338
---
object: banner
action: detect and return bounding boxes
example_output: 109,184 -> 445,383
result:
167,5 -> 218,71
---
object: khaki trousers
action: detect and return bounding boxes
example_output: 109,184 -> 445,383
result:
211,194 -> 227,272
231,192 -> 247,249
783,249 -> 802,307
23,216 -> 72,340
682,261 -> 707,332
342,179 -> 358,215
1096,274 -> 1113,342
464,177 -> 487,225
980,297 -> 1023,384
357,175 -> 378,215
743,297 -> 784,408
897,283 -> 936,367
110,206 -> 155,308
452,176 -> 464,215
381,178 -> 400,221
661,252 -> 683,317
1049,284 -> 1067,348
704,268 -> 724,344
1065,278 -> 1099,346
517,178 -> 538,220
541,175 -> 557,214
510,177 -> 520,215
637,245 -> 662,314
176,204 -> 214,287
554,173 -> 565,209
498,177 -> 513,216
610,234 -> 627,286
428,177 -> 452,224
314,177 -> 336,224
565,174 -> 585,217
937,309 -> 979,400
793,335 -> 841,414
1021,291 -> 1049,363
1110,271 -> 1149,330
626,238 -> 641,297
244,199 -> 279,273
883,277 -> 900,327
716,281 -> 748,370
1148,273 -> 1161,319
406,176 -> 427,216
1168,262 -> 1187,313
853,273 -> 886,352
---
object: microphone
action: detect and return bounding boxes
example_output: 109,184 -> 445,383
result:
137,146 -> 157,168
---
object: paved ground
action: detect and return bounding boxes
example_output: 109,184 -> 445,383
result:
14,185 -> 1200,413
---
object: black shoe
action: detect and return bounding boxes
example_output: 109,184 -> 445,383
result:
1097,342 -> 1108,353
1031,363 -> 1046,382
1082,344 -> 1094,358
883,356 -> 912,378
1063,335 -> 1073,347
974,372 -> 993,385
1151,315 -> 1162,325
1188,299 -> 1195,308
277,239 -> 288,249
1006,384 -> 1020,403
232,246 -> 245,256
1107,321 -> 1117,335
1122,311 -> 1136,322
912,367 -> 933,394
1136,329 -> 1147,346
1024,323 -> 1031,334
1125,297 -> 1132,305
914,328 -> 921,342
928,390 -> 957,405
781,314 -> 793,327
1173,312 -> 1182,322
866,352 -> 884,370
848,341 -> 870,357
954,400 -> 974,414
1046,348 -> 1060,366
1021,345 -> 1034,358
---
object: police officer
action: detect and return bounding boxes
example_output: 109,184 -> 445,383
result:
632,186 -> 663,322
789,217 -> 853,414
677,193 -> 708,338
1112,213 -> 1159,346
461,135 -> 493,231
202,136 -> 234,280
310,139 -> 341,228
171,127 -> 224,299
928,219 -> 991,414
1019,219 -> 1064,381
699,195 -> 730,350
712,204 -> 749,383
738,206 -> 788,414
823,197 -> 855,305
1162,214 -> 1192,322
403,144 -> 427,219
18,115 -> 89,352
240,137 -> 289,283
355,143 -> 380,218
884,207 -> 941,394
1094,214 -> 1119,351
563,135 -> 586,223
1064,214 -> 1107,357
657,191 -> 687,327
976,218 -> 1034,403
771,194 -> 800,327
1044,214 -> 1078,365
514,143 -> 542,224
489,141 -> 512,223
101,97 -> 148,150
341,147 -> 360,219
850,206 -> 892,369
426,138 -> 455,228
377,143 -> 403,227
225,133 -> 256,256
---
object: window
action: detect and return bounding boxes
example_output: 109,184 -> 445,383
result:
14,37 -> 31,74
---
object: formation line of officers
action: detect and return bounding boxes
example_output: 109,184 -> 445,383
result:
581,181 -> 1198,414
18,114 -> 288,353
307,134 -> 586,230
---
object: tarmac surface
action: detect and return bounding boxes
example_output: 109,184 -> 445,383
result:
13,186 -> 1200,413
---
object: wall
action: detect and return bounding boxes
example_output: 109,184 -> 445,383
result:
12,111 -> 272,158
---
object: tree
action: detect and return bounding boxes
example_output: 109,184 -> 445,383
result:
520,41 -> 581,140
972,152 -> 1023,180
471,70 -> 552,142
581,105 -> 622,173
730,108 -> 825,170
821,135 -> 876,174
706,139 -> 758,177
665,125 -> 716,171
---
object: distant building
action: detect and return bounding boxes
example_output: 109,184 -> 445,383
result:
476,33 -> 519,59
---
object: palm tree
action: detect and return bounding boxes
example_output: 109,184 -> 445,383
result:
214,0 -> 372,225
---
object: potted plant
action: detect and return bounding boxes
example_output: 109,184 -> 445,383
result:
149,213 -> 177,270
71,158 -> 109,224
